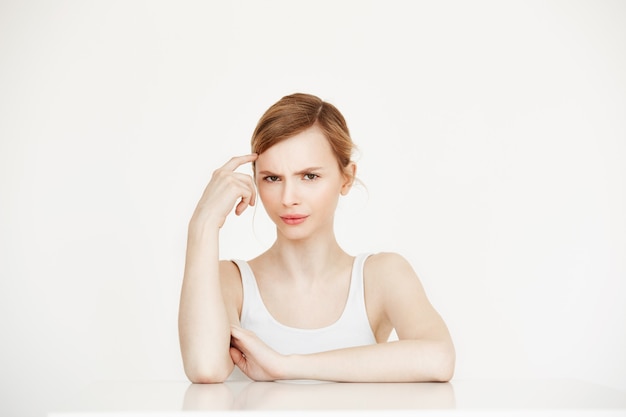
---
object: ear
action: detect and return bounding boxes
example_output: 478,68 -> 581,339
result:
340,162 -> 357,196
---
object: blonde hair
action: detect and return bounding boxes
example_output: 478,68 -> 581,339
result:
251,93 -> 356,177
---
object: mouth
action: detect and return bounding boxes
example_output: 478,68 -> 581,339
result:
280,215 -> 309,225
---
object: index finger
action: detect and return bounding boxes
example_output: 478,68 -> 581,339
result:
221,153 -> 258,171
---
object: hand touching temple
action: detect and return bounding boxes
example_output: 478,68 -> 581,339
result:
178,93 -> 455,383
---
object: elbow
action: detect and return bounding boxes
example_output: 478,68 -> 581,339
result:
432,342 -> 456,382
184,363 -> 233,384
411,339 -> 455,382
432,358 -> 455,382
180,343 -> 234,383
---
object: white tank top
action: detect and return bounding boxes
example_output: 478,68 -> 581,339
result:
232,253 -> 377,355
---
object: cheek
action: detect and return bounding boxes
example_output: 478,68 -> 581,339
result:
257,185 -> 281,209
257,186 -> 272,205
313,184 -> 342,207
256,182 -> 342,208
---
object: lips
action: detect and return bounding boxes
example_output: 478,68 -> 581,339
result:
280,214 -> 309,225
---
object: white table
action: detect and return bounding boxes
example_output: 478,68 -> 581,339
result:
48,378 -> 626,416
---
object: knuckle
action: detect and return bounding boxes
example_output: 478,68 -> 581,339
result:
212,169 -> 231,181
211,168 -> 224,178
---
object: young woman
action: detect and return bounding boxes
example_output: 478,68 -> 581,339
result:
178,93 -> 455,383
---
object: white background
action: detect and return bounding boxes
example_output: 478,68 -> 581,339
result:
1,1 -> 624,416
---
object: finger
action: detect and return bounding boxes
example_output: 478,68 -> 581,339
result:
234,199 -> 249,216
230,325 -> 253,345
229,347 -> 246,368
229,327 -> 248,353
221,154 -> 258,172
247,175 -> 257,207
234,192 -> 254,216
232,174 -> 257,213
230,324 -> 245,337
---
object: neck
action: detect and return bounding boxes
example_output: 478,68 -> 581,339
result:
265,231 -> 349,282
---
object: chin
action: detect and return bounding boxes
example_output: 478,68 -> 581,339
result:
275,226 -> 314,242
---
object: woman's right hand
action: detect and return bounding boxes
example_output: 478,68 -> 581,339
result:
190,153 -> 258,230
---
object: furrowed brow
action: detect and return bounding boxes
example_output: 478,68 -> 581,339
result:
258,167 -> 324,176
258,170 -> 278,176
294,167 -> 324,175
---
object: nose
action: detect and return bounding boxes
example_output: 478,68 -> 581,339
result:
281,180 -> 300,206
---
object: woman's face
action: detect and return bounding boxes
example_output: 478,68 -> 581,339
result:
255,125 -> 354,241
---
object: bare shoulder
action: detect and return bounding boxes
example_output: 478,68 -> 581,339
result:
364,252 -> 429,306
219,259 -> 243,292
365,252 -> 421,284
365,252 -> 450,343
218,259 -> 243,322
363,252 -> 430,340
219,259 -> 242,280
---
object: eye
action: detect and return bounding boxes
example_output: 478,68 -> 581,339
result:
263,175 -> 280,183
303,173 -> 319,181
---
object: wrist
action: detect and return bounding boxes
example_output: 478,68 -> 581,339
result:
188,214 -> 222,235
279,354 -> 306,380
187,221 -> 220,248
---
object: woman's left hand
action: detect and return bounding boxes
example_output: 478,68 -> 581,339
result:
229,325 -> 288,381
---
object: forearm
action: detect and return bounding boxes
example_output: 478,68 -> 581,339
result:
178,226 -> 233,382
284,339 -> 455,383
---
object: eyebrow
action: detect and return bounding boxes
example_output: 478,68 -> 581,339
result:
258,167 -> 325,176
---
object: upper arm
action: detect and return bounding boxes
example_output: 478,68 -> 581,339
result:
367,252 -> 452,343
219,260 -> 243,326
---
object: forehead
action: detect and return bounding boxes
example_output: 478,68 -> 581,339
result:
255,125 -> 336,171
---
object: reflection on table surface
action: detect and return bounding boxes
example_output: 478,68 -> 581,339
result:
184,380 -> 455,410
49,378 -> 626,415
